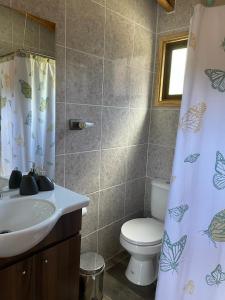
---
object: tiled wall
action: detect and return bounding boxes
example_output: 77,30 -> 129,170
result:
0,5 -> 55,56
1,0 -> 157,262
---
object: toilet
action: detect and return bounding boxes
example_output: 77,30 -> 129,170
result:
120,179 -> 169,286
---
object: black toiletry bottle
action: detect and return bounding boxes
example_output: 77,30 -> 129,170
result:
20,175 -> 39,196
20,163 -> 39,195
9,168 -> 22,189
36,171 -> 54,191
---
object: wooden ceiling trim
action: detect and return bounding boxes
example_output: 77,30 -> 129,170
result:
157,0 -> 175,12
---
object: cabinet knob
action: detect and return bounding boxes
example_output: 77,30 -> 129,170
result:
22,270 -> 26,275
44,259 -> 48,264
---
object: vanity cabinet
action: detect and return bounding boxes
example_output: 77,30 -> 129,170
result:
0,257 -> 34,300
0,209 -> 82,300
35,235 -> 80,300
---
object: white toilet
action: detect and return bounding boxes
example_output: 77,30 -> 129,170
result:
120,179 -> 169,286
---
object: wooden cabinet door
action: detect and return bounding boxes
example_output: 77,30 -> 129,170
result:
35,235 -> 81,300
0,257 -> 34,300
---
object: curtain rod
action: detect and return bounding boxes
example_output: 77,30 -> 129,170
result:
0,49 -> 55,60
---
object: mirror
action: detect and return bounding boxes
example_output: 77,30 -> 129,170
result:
0,5 -> 56,179
155,32 -> 188,107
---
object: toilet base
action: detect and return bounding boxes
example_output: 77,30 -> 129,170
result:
125,256 -> 157,286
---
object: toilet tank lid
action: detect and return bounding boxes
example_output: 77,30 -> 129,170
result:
151,179 -> 170,190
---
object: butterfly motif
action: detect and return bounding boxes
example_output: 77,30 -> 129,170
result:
206,264 -> 225,286
179,102 -> 207,133
19,80 -> 32,99
39,97 -> 49,112
213,151 -> 225,190
205,69 -> 225,92
168,204 -> 189,222
204,209 -> 225,245
183,280 -> 195,295
36,145 -> 43,156
24,111 -> 32,126
0,96 -> 7,109
47,123 -> 54,132
14,135 -> 24,146
184,153 -> 200,163
160,231 -> 187,272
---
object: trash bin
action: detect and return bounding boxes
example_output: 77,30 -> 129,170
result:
80,252 -> 105,300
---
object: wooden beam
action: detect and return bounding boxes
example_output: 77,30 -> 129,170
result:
157,0 -> 175,12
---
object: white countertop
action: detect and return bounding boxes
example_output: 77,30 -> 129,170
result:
0,184 -> 90,216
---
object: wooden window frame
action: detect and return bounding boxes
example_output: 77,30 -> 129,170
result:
154,32 -> 188,108
157,0 -> 175,12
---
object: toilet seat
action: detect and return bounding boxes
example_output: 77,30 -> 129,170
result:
121,218 -> 164,246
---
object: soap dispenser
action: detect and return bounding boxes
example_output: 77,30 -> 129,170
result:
20,175 -> 39,195
28,162 -> 39,181
9,168 -> 22,189
36,171 -> 54,191
20,163 -> 39,195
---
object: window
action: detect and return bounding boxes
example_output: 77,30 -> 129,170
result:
155,32 -> 188,107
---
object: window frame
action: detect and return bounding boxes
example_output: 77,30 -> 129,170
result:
154,32 -> 189,107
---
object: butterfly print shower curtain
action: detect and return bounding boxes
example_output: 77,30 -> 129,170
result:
156,4 -> 225,300
0,54 -> 55,178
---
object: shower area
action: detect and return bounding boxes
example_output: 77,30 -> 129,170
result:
155,3 -> 225,300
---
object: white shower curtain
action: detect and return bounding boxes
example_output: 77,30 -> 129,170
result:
156,4 -> 225,300
0,53 -> 55,178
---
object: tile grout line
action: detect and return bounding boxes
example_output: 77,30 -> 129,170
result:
96,0 -> 107,254
124,18 -> 136,218
57,143 -> 148,156
63,0 -> 67,187
145,3 -> 159,214
82,208 -> 143,240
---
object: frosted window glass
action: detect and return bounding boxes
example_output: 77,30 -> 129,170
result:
169,48 -> 187,95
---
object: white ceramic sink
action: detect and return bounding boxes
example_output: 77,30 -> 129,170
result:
0,198 -> 60,257
0,185 -> 89,258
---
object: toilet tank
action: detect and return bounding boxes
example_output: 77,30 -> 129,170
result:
151,179 -> 170,221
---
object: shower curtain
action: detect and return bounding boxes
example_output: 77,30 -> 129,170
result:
156,4 -> 225,300
0,53 -> 55,178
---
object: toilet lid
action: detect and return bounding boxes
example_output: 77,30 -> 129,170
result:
121,218 -> 164,246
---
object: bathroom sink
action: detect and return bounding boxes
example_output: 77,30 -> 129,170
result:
0,198 -> 60,257
0,184 -> 89,257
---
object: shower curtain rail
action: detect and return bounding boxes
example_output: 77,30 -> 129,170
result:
0,48 -> 55,60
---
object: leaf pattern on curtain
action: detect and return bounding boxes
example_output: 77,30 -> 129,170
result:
0,54 -> 55,178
